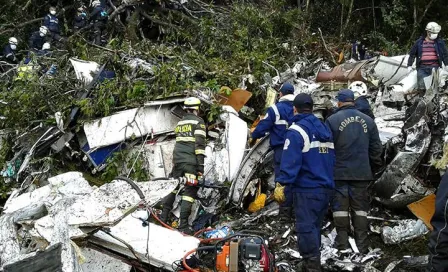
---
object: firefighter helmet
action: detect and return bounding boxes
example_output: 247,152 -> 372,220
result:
426,22 -> 441,34
349,81 -> 368,99
184,97 -> 201,110
8,37 -> 18,45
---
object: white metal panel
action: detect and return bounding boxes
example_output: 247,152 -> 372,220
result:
84,105 -> 181,149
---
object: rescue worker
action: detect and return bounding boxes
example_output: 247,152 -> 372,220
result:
74,6 -> 88,30
2,37 -> 19,64
44,7 -> 63,42
89,1 -> 109,45
276,93 -> 335,272
160,97 -> 206,234
29,26 -> 48,52
352,39 -> 366,61
427,171 -> 448,272
251,82 -> 295,218
349,81 -> 375,120
407,22 -> 448,91
325,89 -> 382,254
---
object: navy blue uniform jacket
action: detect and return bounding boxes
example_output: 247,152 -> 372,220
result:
325,105 -> 382,181
277,113 -> 335,192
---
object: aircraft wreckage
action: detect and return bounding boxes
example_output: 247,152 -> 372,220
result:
0,55 -> 447,271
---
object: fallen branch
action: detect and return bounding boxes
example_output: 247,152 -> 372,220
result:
140,10 -> 181,31
110,2 -> 143,20
318,28 -> 337,66
0,18 -> 43,35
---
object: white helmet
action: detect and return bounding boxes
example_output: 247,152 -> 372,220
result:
426,22 -> 441,34
91,0 -> 101,7
42,43 -> 51,50
39,26 -> 49,35
349,81 -> 368,99
9,37 -> 18,45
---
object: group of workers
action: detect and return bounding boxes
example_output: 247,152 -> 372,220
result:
160,22 -> 448,272
251,82 -> 381,271
2,1 -> 108,65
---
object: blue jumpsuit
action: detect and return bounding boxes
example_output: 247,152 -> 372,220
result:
251,94 -> 294,208
277,113 -> 335,261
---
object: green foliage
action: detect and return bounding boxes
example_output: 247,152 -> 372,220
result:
100,148 -> 149,183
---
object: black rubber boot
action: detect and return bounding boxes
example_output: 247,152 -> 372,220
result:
178,200 -> 193,232
353,215 -> 369,254
160,193 -> 176,223
334,216 -> 350,250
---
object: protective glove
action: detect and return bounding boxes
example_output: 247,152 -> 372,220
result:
181,176 -> 198,187
407,66 -> 413,73
273,183 -> 285,203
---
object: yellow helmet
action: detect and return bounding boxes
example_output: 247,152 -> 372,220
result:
184,97 -> 201,110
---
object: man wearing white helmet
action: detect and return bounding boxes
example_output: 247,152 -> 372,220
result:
349,81 -> 374,120
89,0 -> 109,45
2,37 -> 19,63
44,7 -> 63,42
29,26 -> 48,52
407,22 -> 448,91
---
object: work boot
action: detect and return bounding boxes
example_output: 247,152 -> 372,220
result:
160,193 -> 176,224
302,257 -> 322,272
353,213 -> 369,254
178,200 -> 193,231
333,215 -> 350,250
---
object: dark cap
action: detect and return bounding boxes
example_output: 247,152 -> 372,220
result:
337,89 -> 355,102
279,83 -> 295,95
294,93 -> 313,111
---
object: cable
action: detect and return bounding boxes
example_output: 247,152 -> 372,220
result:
182,249 -> 200,272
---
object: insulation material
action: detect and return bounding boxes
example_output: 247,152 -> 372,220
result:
0,172 -> 177,271
80,248 -> 131,272
90,216 -> 200,270
83,103 -> 181,149
381,219 -> 429,244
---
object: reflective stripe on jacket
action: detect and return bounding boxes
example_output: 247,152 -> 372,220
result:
251,94 -> 294,147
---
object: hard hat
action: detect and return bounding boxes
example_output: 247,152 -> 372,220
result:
42,43 -> 51,50
39,26 -> 49,35
184,97 -> 201,110
349,81 -> 368,99
91,0 -> 101,7
426,22 -> 441,34
8,37 -> 18,45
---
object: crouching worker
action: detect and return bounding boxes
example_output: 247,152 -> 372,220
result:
276,94 -> 335,271
251,83 -> 295,218
160,97 -> 206,235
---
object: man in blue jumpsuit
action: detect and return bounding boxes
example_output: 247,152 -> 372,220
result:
251,83 -> 295,218
325,89 -> 382,254
428,172 -> 448,272
44,7 -> 63,42
276,93 -> 335,271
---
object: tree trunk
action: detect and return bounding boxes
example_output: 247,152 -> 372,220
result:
340,3 -> 345,38
341,0 -> 354,39
409,0 -> 437,41
305,0 -> 310,13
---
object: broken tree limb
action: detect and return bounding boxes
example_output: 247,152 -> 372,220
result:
318,28 -> 337,66
0,18 -> 43,35
109,2 -> 142,20
140,10 -> 181,31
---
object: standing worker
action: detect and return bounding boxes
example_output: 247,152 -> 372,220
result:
325,89 -> 382,254
427,171 -> 448,272
251,83 -> 295,218
276,93 -> 335,271
44,7 -> 63,43
349,81 -> 375,120
160,97 -> 206,234
89,1 -> 109,45
407,22 -> 448,91
2,37 -> 19,64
